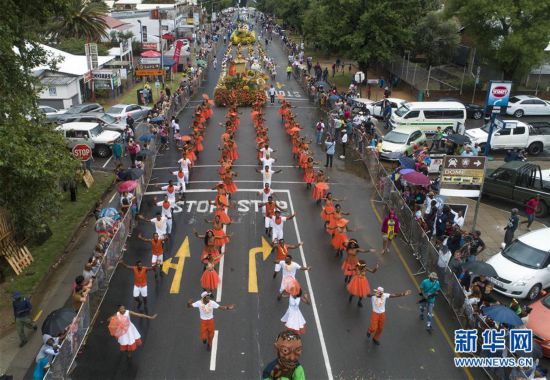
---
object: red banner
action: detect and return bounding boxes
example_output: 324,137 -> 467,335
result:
172,40 -> 183,73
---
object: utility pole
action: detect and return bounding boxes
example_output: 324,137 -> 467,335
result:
158,6 -> 165,86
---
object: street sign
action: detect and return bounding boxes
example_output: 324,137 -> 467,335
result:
84,43 -> 98,70
135,69 -> 164,76
139,57 -> 161,65
439,155 -> 487,198
137,63 -> 160,70
142,42 -> 157,50
367,79 -> 379,85
72,144 -> 93,161
486,81 -> 512,107
354,71 -> 365,84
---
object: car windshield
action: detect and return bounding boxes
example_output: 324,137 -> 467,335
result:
89,125 -> 104,137
501,240 -> 549,269
384,131 -> 409,144
66,106 -> 84,114
508,96 -> 521,104
394,105 -> 410,117
481,125 -> 492,133
107,106 -> 125,114
100,114 -> 116,123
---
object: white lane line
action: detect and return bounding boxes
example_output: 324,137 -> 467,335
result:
285,189 -> 333,380
143,188 -> 284,195
216,225 -> 226,303
108,191 -> 117,204
102,155 -> 113,168
148,180 -> 338,186
153,165 -> 300,170
209,330 -> 219,371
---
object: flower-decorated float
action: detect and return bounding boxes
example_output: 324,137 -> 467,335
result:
214,24 -> 268,106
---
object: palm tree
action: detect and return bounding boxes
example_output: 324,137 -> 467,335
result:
54,0 -> 109,42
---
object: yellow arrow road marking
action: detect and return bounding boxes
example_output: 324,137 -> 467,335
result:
275,82 -> 285,89
248,236 -> 272,293
162,236 -> 191,294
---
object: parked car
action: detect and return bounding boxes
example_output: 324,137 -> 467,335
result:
38,105 -> 64,123
390,101 -> 466,134
526,293 -> 550,358
56,103 -> 104,123
348,98 -> 374,115
482,161 -> 550,217
379,127 -> 426,160
438,97 -> 484,120
56,122 -> 121,158
106,104 -> 151,123
60,112 -> 126,131
466,120 -> 550,155
487,228 -> 550,300
506,95 -> 550,118
365,98 -> 406,118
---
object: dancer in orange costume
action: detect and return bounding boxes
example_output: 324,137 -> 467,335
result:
340,239 -> 375,282
210,184 -> 232,224
312,170 -> 329,204
200,255 -> 221,291
366,287 -> 411,345
205,214 -> 231,247
187,292 -> 234,351
269,238 -> 303,278
347,260 -> 379,307
320,193 -> 345,227
222,170 -> 238,196
193,229 -> 230,267
329,219 -> 355,257
324,204 -> 350,235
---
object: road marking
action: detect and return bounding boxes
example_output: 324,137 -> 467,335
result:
369,199 -> 473,380
161,236 -> 191,294
148,180 -> 338,186
248,236 -> 272,293
153,164 -> 301,170
209,330 -> 219,371
144,189 -> 285,195
33,310 -> 43,322
216,225 -> 226,303
108,191 -> 117,204
102,155 -> 113,168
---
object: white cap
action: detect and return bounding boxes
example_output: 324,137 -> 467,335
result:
375,286 -> 384,293
201,291 -> 209,298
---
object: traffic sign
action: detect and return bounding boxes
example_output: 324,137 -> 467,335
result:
136,69 -> 164,76
440,155 -> 487,198
72,144 -> 93,161
139,57 -> 161,65
486,81 -> 512,107
367,79 -> 379,85
354,71 -> 365,84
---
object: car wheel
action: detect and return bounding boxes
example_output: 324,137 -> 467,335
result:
536,201 -> 548,218
527,284 -> 542,301
473,110 -> 483,120
528,142 -> 543,156
95,145 -> 111,158
513,109 -> 524,118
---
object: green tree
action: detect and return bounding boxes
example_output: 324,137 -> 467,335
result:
413,12 -> 460,67
0,0 -> 79,238
52,0 -> 109,42
448,0 -> 550,79
57,37 -> 110,55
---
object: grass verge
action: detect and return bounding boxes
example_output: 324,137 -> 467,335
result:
0,172 -> 113,324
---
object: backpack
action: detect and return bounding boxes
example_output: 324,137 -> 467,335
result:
316,122 -> 323,131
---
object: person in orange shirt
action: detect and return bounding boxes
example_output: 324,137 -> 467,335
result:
366,286 -> 411,345
138,232 -> 168,278
270,239 -> 303,279
120,260 -> 153,310
259,195 -> 285,236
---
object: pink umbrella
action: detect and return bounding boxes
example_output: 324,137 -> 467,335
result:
141,50 -> 161,57
402,171 -> 430,187
117,180 -> 138,193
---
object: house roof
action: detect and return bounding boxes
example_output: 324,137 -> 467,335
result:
102,15 -> 132,31
33,44 -> 115,77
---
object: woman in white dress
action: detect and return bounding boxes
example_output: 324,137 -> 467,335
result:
108,305 -> 157,357
281,290 -> 310,335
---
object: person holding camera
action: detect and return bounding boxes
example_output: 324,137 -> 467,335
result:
419,272 -> 441,332
33,333 -> 63,379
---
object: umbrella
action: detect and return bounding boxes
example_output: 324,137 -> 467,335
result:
481,305 -> 523,327
402,171 -> 430,186
398,156 -> 416,169
99,207 -> 120,219
42,308 -> 76,336
196,59 -> 207,67
446,134 -> 471,145
462,261 -> 498,277
139,133 -> 155,142
399,168 -> 415,175
150,116 -> 164,124
95,216 -> 115,232
120,168 -> 144,180
117,180 -> 138,193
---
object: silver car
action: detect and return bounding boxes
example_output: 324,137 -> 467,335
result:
106,104 -> 151,123
59,112 -> 126,131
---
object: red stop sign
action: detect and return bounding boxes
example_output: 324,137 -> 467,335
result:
72,144 -> 93,161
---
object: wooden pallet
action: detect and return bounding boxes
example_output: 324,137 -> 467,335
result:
0,210 -> 33,275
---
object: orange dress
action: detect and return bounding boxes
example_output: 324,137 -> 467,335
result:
341,250 -> 358,276
215,195 -> 231,223
212,224 -> 229,247
304,166 -> 314,184
321,199 -> 335,221
347,269 -> 370,297
312,181 -> 328,201
201,238 -> 221,265
223,175 -> 238,194
331,226 -> 348,251
201,263 -> 220,290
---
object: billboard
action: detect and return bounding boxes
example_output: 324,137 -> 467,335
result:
485,81 -> 512,107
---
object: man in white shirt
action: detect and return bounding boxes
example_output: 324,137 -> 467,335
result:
172,168 -> 187,197
450,209 -> 465,229
276,255 -> 310,300
268,85 -> 276,104
177,156 -> 192,185
187,291 -> 235,351
138,212 -> 168,239
159,180 -> 182,204
155,195 -> 175,234
261,153 -> 276,171
366,286 -> 411,345
269,209 -> 296,242
259,183 -> 275,205
256,165 -> 282,187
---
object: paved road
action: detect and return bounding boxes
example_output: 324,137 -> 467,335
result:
72,29 -> 481,380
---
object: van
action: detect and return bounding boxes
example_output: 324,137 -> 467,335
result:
389,101 -> 466,134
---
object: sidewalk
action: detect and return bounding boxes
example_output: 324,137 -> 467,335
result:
0,186 -> 118,379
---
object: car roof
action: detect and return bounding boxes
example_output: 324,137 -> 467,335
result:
64,112 -> 108,118
109,104 -> 134,108
388,126 -> 424,134
518,228 -> 550,252
403,101 -> 465,109
57,122 -> 101,131
512,95 -> 539,100
351,98 -> 373,105
383,98 -> 406,103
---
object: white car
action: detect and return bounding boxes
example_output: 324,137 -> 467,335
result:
106,104 -> 151,123
366,97 -> 406,118
379,127 -> 426,160
506,95 -> 550,118
38,105 -> 64,123
487,228 -> 550,300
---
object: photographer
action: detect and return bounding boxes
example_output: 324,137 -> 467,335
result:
33,334 -> 61,379
419,272 -> 441,333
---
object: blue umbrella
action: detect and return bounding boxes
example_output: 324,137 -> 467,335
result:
139,133 -> 155,142
398,156 -> 416,169
150,116 -> 164,124
399,168 -> 415,175
481,305 -> 523,327
99,208 -> 121,221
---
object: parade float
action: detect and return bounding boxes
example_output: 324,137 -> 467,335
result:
214,24 -> 268,106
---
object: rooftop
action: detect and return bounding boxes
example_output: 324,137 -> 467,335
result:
33,45 -> 115,77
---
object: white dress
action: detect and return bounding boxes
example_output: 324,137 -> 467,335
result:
281,296 -> 306,333
117,311 -> 142,351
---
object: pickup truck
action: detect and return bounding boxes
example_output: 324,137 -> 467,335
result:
465,121 -> 550,155
483,161 -> 550,216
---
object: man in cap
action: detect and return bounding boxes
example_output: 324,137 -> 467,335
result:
504,208 -> 520,247
12,291 -> 37,347
187,292 -> 235,351
365,286 -> 411,345
419,272 -> 441,332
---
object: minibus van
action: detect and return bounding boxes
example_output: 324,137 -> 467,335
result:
389,101 -> 466,134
